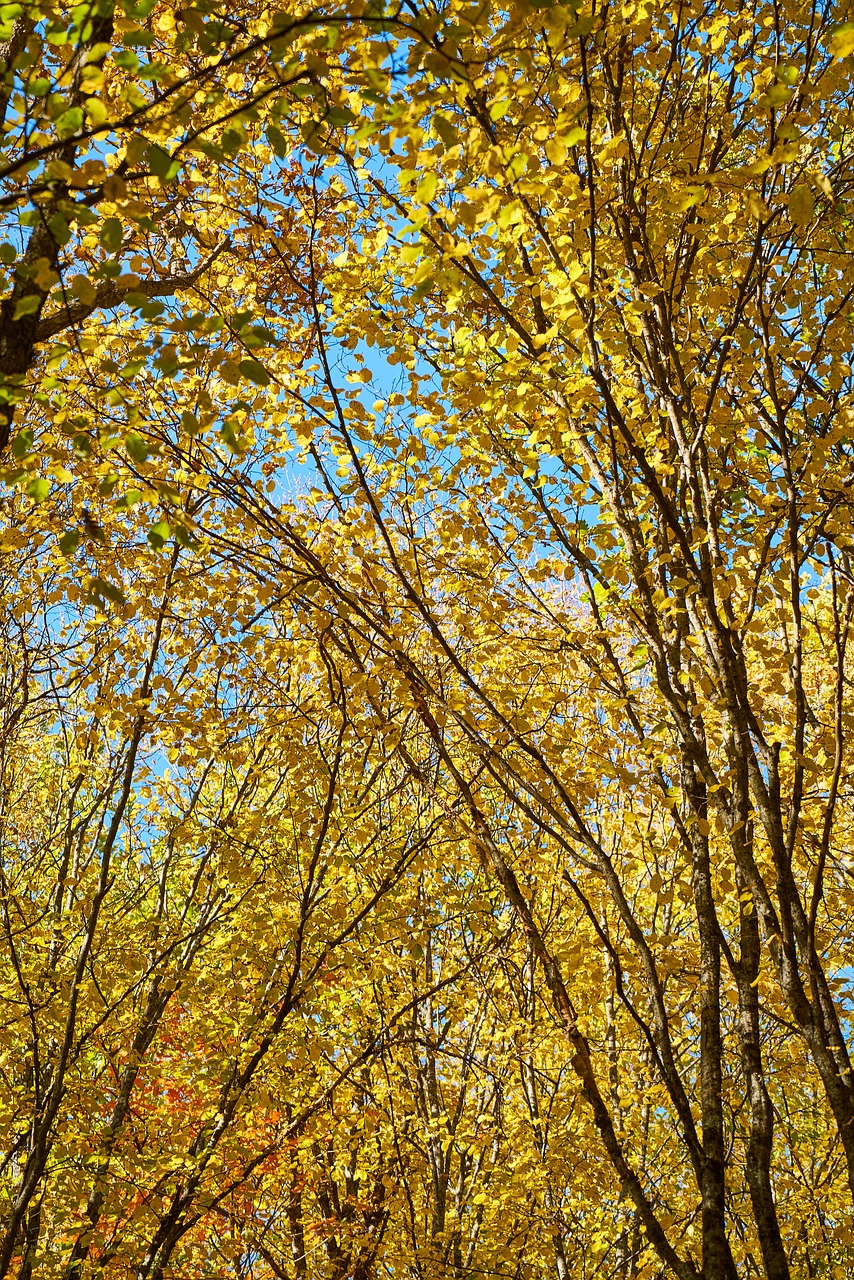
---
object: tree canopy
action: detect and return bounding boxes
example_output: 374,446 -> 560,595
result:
1,0 -> 854,1277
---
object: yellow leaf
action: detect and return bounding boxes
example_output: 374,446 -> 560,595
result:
32,258 -> 59,291
545,136 -> 567,165
744,189 -> 770,221
70,275 -> 98,306
787,183 -> 814,225
829,21 -> 854,58
416,171 -> 439,204
85,97 -> 109,125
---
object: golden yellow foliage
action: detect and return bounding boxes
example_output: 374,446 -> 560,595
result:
2,0 -> 854,1276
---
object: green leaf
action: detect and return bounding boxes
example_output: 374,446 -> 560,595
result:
433,115 -> 458,148
114,488 -> 143,509
10,427 -> 33,458
195,140 -> 225,163
775,63 -> 799,85
762,83 -> 792,107
125,432 -> 150,463
25,477 -> 50,502
0,243 -> 16,265
112,48 -> 139,71
59,529 -> 81,555
221,126 -> 247,155
139,62 -> 172,82
88,576 -> 125,606
121,27 -> 155,45
266,124 -> 289,158
85,96 -> 109,125
99,216 -> 123,254
238,359 -> 271,386
146,144 -> 180,182
147,519 -> 171,549
71,205 -> 99,227
242,325 -> 278,347
48,213 -> 71,245
120,0 -> 157,18
13,294 -> 41,320
55,106 -> 84,139
219,419 -> 244,453
325,105 -> 357,127
174,524 -> 198,548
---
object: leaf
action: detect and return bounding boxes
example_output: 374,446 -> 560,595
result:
266,124 -> 290,158
139,61 -> 171,81
24,477 -> 50,502
744,189 -> 770,220
567,14 -> 595,36
242,325 -> 278,348
31,258 -> 59,291
10,427 -> 33,458
111,47 -> 139,71
88,576 -> 125,606
99,217 -> 123,254
760,83 -> 791,107
415,172 -> 439,204
85,96 -> 109,125
775,62 -> 799,84
325,105 -> 357,127
238,359 -> 271,386
70,275 -> 98,306
13,294 -> 41,320
55,106 -> 84,139
787,183 -> 815,225
59,529 -> 81,555
125,432 -> 151,463
174,524 -> 198,548
48,213 -> 72,246
829,21 -> 854,58
147,144 -> 180,182
433,115 -> 458,148
147,519 -> 171,549
114,488 -> 144,509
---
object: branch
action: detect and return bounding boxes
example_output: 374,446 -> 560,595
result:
0,16 -> 36,132
33,241 -> 230,344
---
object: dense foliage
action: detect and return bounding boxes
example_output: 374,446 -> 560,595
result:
1,0 -> 854,1276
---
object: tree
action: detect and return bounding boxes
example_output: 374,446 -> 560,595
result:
243,0 -> 854,1272
0,511 -> 458,1277
2,0 -> 854,1276
0,0 -> 444,470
